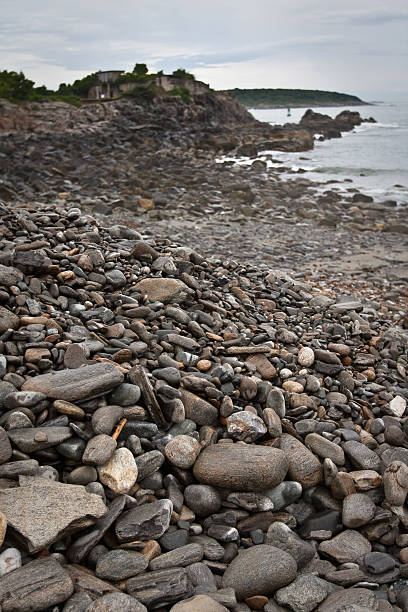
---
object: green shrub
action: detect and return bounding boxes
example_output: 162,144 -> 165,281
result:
168,87 -> 191,103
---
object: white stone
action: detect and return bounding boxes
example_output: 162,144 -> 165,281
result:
98,448 -> 138,494
298,347 -> 315,367
389,396 -> 406,418
0,548 -> 21,577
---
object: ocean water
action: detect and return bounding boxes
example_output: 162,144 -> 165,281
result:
244,102 -> 408,204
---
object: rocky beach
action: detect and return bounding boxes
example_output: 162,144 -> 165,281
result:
0,91 -> 407,611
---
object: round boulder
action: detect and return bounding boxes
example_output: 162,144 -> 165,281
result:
221,544 -> 297,599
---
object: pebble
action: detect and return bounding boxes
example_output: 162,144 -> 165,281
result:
297,347 -> 315,367
165,435 -> 202,469
342,493 -> 376,527
226,411 -> 267,442
98,447 -> 138,494
0,172 -> 406,610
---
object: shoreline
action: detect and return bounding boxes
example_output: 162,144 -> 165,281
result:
247,101 -> 373,110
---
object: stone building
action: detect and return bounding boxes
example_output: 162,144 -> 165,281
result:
87,70 -> 210,100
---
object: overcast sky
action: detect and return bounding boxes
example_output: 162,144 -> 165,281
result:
1,0 -> 407,100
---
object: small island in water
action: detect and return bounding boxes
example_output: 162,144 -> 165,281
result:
224,88 -> 369,108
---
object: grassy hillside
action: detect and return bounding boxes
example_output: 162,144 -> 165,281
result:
225,88 -> 368,108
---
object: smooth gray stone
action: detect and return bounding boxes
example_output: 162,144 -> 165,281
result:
57,437 -> 87,461
0,478 -> 107,553
150,543 -> 203,570
342,493 -> 376,528
159,528 -> 189,551
82,434 -> 117,466
92,405 -> 123,435
221,544 -> 297,599
110,383 -> 141,406
21,363 -> 124,402
126,567 -> 192,607
8,426 -> 72,453
187,562 -> 217,591
364,551 -> 396,575
0,557 -> 74,611
116,498 -> 173,543
3,391 -> 46,409
265,521 -> 315,568
184,484 -> 222,517
343,441 -> 382,472
95,550 -> 148,580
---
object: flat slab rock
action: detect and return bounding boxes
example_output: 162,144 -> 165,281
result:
22,362 -> 124,402
0,477 -> 107,553
0,557 -> 73,612
193,443 -> 289,491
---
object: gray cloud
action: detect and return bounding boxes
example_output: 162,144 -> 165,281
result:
1,0 -> 407,99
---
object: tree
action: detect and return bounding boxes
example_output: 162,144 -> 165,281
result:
0,70 -> 34,100
133,63 -> 148,76
172,68 -> 195,80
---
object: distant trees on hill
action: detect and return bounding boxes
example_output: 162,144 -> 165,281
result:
227,88 -> 366,108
